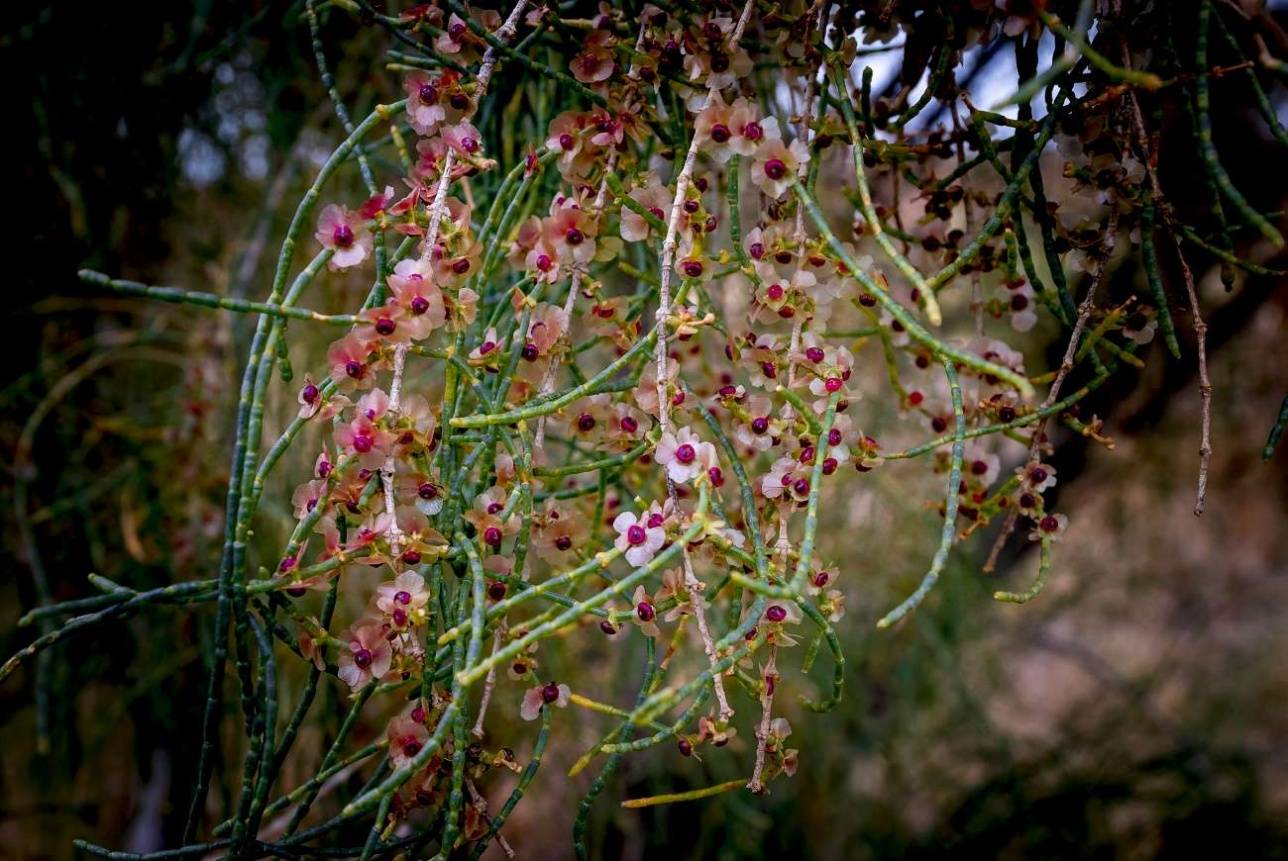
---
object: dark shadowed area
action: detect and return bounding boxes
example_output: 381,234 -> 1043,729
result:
4,1 -> 1288,859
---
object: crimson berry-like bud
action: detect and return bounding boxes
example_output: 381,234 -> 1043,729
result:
678,738 -> 694,756
559,132 -> 575,150
822,457 -> 838,475
565,227 -> 584,245
627,524 -> 647,545
764,158 -> 787,180
681,259 -> 704,278
521,342 -> 539,361
577,413 -> 596,432
555,535 -> 572,551
332,224 -> 354,248
825,377 -> 843,393
354,648 -> 373,669
345,360 -> 364,379
636,601 -> 655,622
675,443 -> 696,463
541,682 -> 561,704
484,526 -> 503,546
402,549 -> 421,565
488,581 -> 506,601
301,383 -> 319,404
751,416 -> 769,434
410,295 -> 430,315
600,620 -> 617,635
708,466 -> 724,486
620,416 -> 639,433
805,346 -> 825,363
711,123 -> 731,143
765,605 -> 787,623
742,121 -> 763,141
375,317 -> 396,336
352,433 -> 373,453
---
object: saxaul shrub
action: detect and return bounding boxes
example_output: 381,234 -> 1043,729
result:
12,0 -> 1288,856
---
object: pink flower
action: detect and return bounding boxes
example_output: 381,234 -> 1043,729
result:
387,260 -> 446,340
654,426 -> 718,484
750,138 -> 810,199
387,709 -> 430,769
620,179 -> 673,243
337,620 -> 393,689
520,682 -> 570,721
612,509 -> 666,567
629,585 -> 662,638
404,71 -> 447,136
326,333 -> 374,391
315,204 -> 373,269
376,571 -> 430,629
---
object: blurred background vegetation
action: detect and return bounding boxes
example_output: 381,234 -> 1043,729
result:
5,1 -> 1288,858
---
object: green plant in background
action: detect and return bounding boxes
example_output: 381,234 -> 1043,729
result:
7,0 -> 1288,857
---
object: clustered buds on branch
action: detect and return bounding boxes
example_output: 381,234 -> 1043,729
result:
22,0 -> 1288,856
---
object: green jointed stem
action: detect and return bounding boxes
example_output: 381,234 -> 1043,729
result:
993,536 -> 1054,603
80,270 -> 355,324
876,357 -> 965,628
1194,1 -> 1284,247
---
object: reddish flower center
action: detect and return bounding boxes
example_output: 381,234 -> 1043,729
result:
410,295 -> 430,315
352,433 -> 373,453
354,648 -> 373,669
301,383 -> 319,403
332,223 -> 355,249
418,83 -> 438,104
375,317 -> 396,336
620,416 -> 639,433
577,413 -> 596,432
555,535 -> 573,551
765,605 -> 787,623
541,682 -> 561,704
805,346 -> 825,363
565,227 -> 584,246
636,601 -> 655,622
711,123 -> 731,143
626,524 -> 647,545
751,417 -> 769,434
675,443 -> 696,464
742,121 -> 764,141
418,482 -> 438,500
